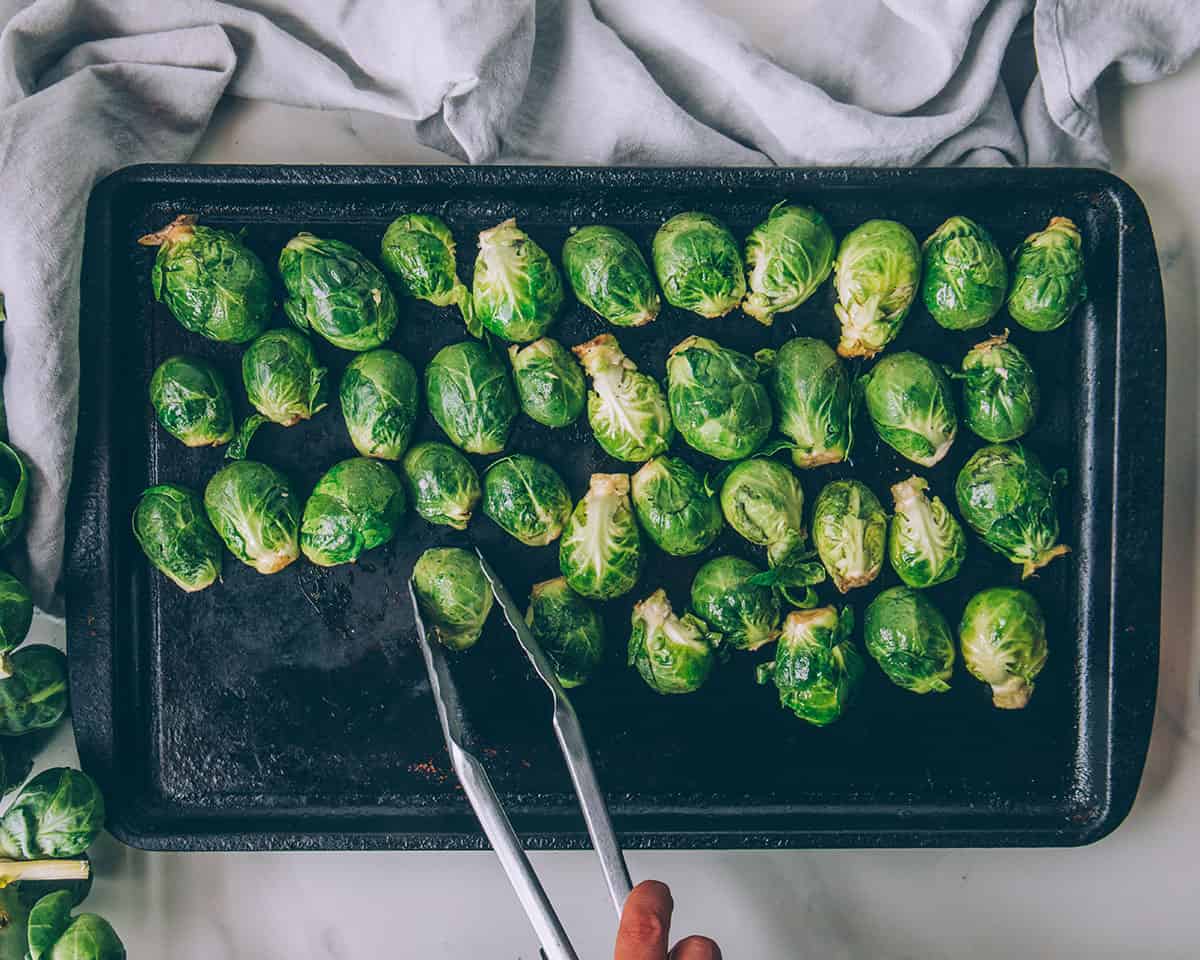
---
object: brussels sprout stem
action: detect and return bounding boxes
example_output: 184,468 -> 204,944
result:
0,655 -> 11,680
0,859 -> 89,886
1021,544 -> 1070,579
990,676 -> 1033,710
137,214 -> 197,247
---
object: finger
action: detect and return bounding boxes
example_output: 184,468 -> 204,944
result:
669,935 -> 722,960
614,880 -> 674,960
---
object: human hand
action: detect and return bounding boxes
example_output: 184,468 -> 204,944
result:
614,880 -> 721,960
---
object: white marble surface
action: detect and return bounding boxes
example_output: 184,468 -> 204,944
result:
38,28 -> 1200,960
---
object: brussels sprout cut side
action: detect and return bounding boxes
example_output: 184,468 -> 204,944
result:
401,442 -> 481,530
562,225 -> 660,327
1007,217 -> 1087,332
631,456 -> 722,557
300,458 -> 406,566
412,547 -> 494,651
339,349 -> 419,460
652,212 -> 745,318
0,645 -> 68,736
380,213 -> 477,335
921,216 -> 1007,330
204,461 -> 301,574
508,338 -> 586,428
0,443 -> 27,549
888,476 -> 965,588
132,484 -> 223,592
958,332 -> 1040,443
279,232 -> 398,351
473,219 -> 563,343
628,589 -> 714,695
690,556 -> 781,651
482,455 -> 572,547
560,473 -> 642,600
859,351 -> 957,467
666,336 -> 772,461
228,328 -> 328,459
719,459 -> 807,568
526,578 -> 604,688
812,479 -> 887,593
0,768 -> 105,859
425,340 -> 518,454
573,335 -> 673,462
760,337 -> 851,468
139,214 -> 271,343
742,202 -> 835,326
757,606 -> 862,726
960,587 -> 1048,709
864,587 -> 955,694
148,355 -> 234,447
833,219 -> 920,358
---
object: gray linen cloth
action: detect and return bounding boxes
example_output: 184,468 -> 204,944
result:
0,0 -> 1197,612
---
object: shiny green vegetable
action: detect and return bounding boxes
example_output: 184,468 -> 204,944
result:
472,219 -> 563,342
300,458 -> 406,566
1007,217 -> 1087,332
139,214 -> 271,343
204,461 -> 301,574
921,216 -> 1007,330
0,443 -> 27,549
148,356 -> 234,447
652,212 -> 745,318
630,456 -> 722,557
228,328 -> 328,458
742,202 -> 835,325
26,890 -> 126,960
666,336 -> 772,460
424,341 -> 518,454
812,479 -> 887,593
628,588 -> 714,694
508,338 -> 586,428
959,587 -> 1048,709
958,332 -> 1039,442
0,769 -> 104,860
0,646 -> 67,737
858,351 -> 957,467
756,607 -> 862,726
833,219 -> 920,358
401,442 -> 481,530
132,484 -> 223,593
525,578 -> 605,688
887,476 -> 965,588
412,547 -> 493,651
339,349 -> 419,460
0,574 -> 32,681
562,225 -> 660,327
559,473 -> 642,600
573,335 -> 673,462
760,337 -> 851,468
720,459 -> 806,568
380,213 -> 476,335
689,556 -> 781,651
482,455 -> 572,547
863,587 -> 955,693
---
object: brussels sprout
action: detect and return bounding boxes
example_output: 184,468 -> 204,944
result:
0,574 -> 31,680
279,232 -> 398,351
630,456 -> 722,557
760,337 -> 851,468
0,443 -> 27,549
339,349 -> 419,460
628,588 -> 714,694
689,556 -> 781,651
920,216 -> 1007,330
742,202 -> 835,325
719,459 -> 806,567
1007,217 -> 1087,332
0,769 -> 104,860
424,341 -> 518,454
472,219 -> 563,343
481,455 -> 572,547
573,335 -> 673,462
148,356 -> 234,447
508,338 -> 586,428
380,213 -> 476,335
651,212 -> 745,318
228,328 -> 328,459
756,607 -> 862,726
525,578 -> 605,688
955,443 -> 1069,577
666,336 -> 772,461
132,484 -> 223,593
300,458 -> 406,566
204,461 -> 300,574
959,587 -> 1048,708
833,219 -> 920,358
888,476 -> 965,588
957,332 -> 1039,442
138,214 -> 271,343
401,442 -> 481,530
562,225 -> 660,327
0,646 -> 67,737
858,351 -> 957,467
26,890 -> 126,960
412,547 -> 493,651
812,479 -> 887,593
559,474 -> 642,599
863,586 -> 955,694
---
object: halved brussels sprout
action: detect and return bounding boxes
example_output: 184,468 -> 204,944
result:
0,768 -> 105,859
204,461 -> 301,574
0,573 -> 32,678
412,547 -> 493,651
756,606 -> 862,726
859,351 -> 957,467
425,341 -> 518,454
139,214 -> 271,343
690,556 -> 781,651
339,349 -> 419,460
0,442 -> 29,548
279,232 -> 398,351
921,216 -> 1007,330
133,484 -> 223,592
959,587 -> 1048,709
812,479 -> 887,593
0,645 -> 68,736
472,219 -> 563,342
26,889 -> 126,960
401,441 -> 481,530
760,337 -> 851,468
573,335 -> 673,462
148,355 -> 234,447
833,219 -> 920,358
863,586 -> 955,693
958,332 -> 1039,442
508,338 -> 586,428
955,443 -> 1069,577
525,578 -> 605,688
652,212 -> 745,318
666,336 -> 772,461
300,458 -> 406,566
559,473 -> 642,599
562,225 -> 660,327
743,202 -> 835,325
628,588 -> 714,694
482,455 -> 572,547
228,328 -> 328,459
631,456 -> 722,557
1007,217 -> 1087,332
888,476 -> 965,588
719,459 -> 806,567
380,213 -> 476,335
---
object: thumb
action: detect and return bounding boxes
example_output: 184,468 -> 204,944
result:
614,880 -> 673,960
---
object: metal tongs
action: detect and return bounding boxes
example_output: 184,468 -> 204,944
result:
408,548 -> 632,960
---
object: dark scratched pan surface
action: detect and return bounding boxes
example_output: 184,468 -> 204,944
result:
67,166 -> 1163,850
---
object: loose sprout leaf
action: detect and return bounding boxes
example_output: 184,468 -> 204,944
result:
224,414 -> 266,461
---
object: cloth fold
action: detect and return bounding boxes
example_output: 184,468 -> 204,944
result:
0,0 -> 1197,612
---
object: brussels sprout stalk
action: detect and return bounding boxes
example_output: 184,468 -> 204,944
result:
0,859 -> 89,887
